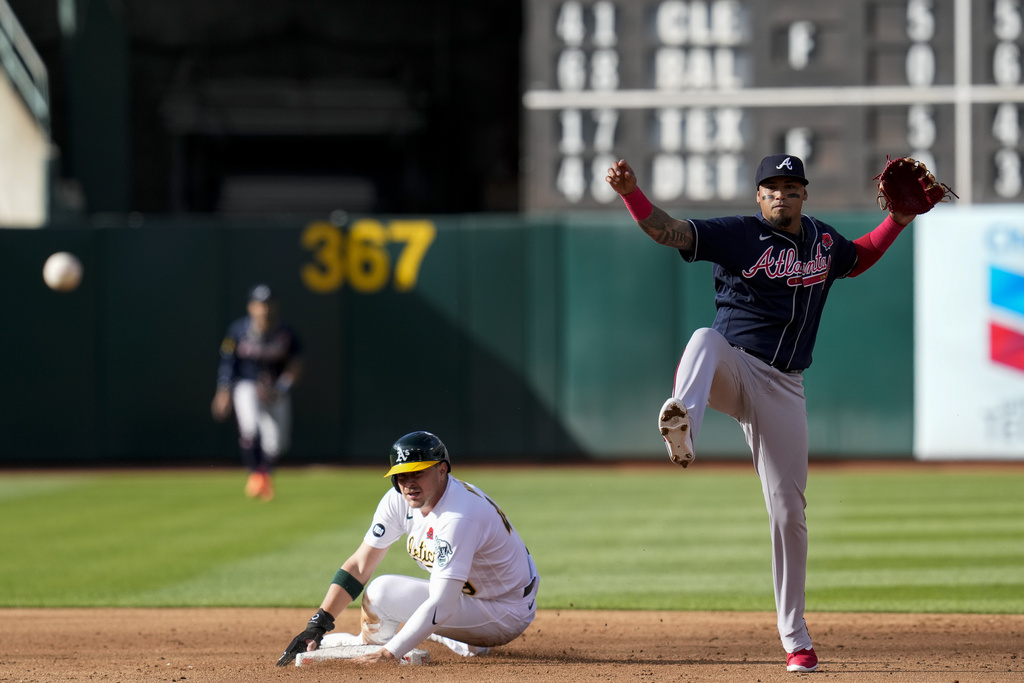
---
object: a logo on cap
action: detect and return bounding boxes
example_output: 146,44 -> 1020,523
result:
776,157 -> 794,171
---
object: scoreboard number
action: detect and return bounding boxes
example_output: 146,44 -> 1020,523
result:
523,0 -> 1024,211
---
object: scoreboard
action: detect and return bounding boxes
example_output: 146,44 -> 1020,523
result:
521,0 -> 1024,211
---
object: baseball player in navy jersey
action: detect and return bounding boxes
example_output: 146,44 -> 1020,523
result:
606,154 -> 917,673
211,284 -> 303,501
276,431 -> 539,666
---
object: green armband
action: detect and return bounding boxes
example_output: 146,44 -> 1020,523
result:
331,568 -> 365,598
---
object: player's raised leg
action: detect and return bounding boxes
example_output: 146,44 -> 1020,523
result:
663,328 -> 748,467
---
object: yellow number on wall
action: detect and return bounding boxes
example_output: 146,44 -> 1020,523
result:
300,221 -> 344,293
389,220 -> 437,291
300,219 -> 436,294
347,219 -> 390,293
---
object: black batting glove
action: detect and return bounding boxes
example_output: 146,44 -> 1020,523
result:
275,608 -> 335,667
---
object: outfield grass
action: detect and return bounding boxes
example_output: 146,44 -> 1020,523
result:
1,465 -> 1021,613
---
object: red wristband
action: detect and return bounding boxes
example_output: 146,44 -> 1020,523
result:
621,187 -> 653,221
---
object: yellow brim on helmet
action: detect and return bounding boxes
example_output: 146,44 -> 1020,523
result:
384,432 -> 450,488
384,460 -> 442,477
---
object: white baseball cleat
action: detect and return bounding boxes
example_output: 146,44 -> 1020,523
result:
659,398 -> 694,468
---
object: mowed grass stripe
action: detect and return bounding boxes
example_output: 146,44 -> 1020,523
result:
0,469 -> 385,605
1,466 -> 1021,613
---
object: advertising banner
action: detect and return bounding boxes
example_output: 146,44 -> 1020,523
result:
916,206 -> 1024,459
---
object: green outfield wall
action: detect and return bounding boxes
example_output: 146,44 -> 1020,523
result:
0,212 -> 912,466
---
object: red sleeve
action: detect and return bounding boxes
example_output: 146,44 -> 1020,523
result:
848,215 -> 907,277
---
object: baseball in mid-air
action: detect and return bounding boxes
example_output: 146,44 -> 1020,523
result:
43,251 -> 84,292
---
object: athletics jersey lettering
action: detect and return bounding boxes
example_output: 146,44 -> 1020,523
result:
406,531 -> 454,569
407,536 -> 437,567
742,244 -> 832,288
365,476 -> 535,601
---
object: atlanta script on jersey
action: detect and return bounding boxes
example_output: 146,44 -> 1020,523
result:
684,213 -> 858,372
217,316 -> 302,386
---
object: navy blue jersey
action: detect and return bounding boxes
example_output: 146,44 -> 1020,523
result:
217,316 -> 302,387
684,213 -> 858,372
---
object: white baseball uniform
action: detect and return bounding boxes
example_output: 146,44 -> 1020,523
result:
230,379 -> 292,461
217,313 -> 301,468
356,475 -> 538,658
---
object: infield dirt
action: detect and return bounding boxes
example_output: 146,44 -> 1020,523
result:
2,607 -> 1021,682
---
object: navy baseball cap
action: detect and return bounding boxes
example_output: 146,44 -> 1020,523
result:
755,154 -> 809,187
248,283 -> 274,303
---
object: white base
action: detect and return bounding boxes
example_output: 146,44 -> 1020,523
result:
295,645 -> 429,666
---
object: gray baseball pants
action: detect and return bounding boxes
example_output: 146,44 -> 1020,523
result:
671,327 -> 812,654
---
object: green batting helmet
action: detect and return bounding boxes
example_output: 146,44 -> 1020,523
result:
385,431 -> 451,490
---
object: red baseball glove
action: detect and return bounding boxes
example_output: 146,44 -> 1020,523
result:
874,156 -> 957,215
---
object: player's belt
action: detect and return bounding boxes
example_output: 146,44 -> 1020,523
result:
730,344 -> 803,374
522,576 -> 537,598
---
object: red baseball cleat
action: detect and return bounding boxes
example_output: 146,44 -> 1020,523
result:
786,647 -> 818,672
245,472 -> 263,498
258,473 -> 275,501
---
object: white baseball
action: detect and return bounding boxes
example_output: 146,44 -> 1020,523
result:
43,251 -> 84,292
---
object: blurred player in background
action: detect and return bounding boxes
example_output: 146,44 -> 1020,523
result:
211,284 -> 303,501
607,155 -> 917,673
276,431 -> 539,666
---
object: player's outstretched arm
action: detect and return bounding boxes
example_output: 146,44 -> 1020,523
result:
636,206 -> 696,251
606,158 -> 639,195
606,159 -> 695,252
276,543 -> 389,666
276,607 -> 335,666
847,211 -> 914,278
